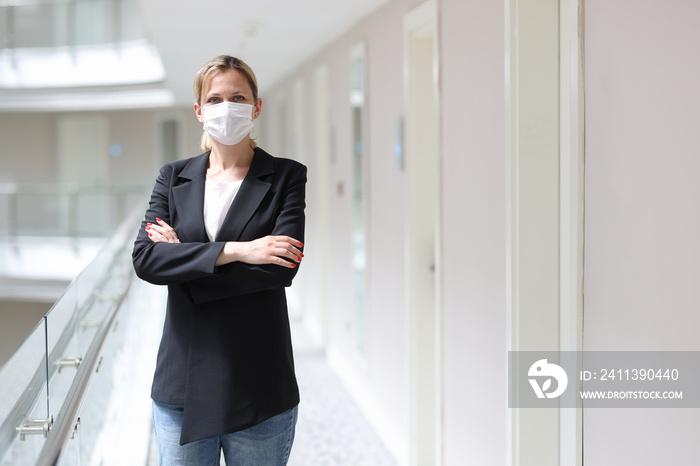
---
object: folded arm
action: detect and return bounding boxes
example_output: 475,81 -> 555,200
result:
186,165 -> 307,304
132,167 -> 228,285
132,163 -> 307,303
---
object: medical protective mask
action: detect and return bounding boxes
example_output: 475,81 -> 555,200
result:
202,101 -> 254,146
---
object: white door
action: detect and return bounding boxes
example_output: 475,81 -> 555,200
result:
405,2 -> 441,464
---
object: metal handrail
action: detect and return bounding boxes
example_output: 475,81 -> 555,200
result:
0,202 -> 143,464
0,324 -> 49,457
35,207 -> 141,466
36,275 -> 133,466
0,284 -> 106,456
0,183 -> 147,194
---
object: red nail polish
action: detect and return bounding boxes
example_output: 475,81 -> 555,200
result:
300,253 -> 304,258
291,263 -> 297,268
148,233 -> 152,237
147,222 -> 152,226
156,218 -> 162,222
299,243 -> 304,247
145,226 -> 150,230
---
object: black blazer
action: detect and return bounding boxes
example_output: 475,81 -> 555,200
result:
132,147 -> 306,444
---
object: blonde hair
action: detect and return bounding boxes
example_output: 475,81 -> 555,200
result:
194,55 -> 259,151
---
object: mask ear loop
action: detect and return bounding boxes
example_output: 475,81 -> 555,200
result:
250,103 -> 258,139
249,101 -> 259,148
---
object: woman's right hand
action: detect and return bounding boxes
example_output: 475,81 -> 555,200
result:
216,235 -> 303,268
145,218 -> 181,244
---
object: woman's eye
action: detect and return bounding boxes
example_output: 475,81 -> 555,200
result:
207,97 -> 220,103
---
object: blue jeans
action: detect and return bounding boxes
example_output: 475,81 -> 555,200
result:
152,400 -> 298,466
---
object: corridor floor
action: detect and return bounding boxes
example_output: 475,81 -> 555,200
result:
147,317 -> 398,466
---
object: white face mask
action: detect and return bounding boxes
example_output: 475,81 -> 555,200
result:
201,101 -> 254,146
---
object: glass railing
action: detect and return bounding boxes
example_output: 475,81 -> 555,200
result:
0,182 -> 148,239
0,0 -> 146,50
0,198 -> 164,465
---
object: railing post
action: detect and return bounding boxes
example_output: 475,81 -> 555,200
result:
67,183 -> 79,241
3,4 -> 16,52
8,183 -> 19,250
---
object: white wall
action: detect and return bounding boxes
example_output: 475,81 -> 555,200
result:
584,1 -> 700,464
440,0 -> 507,464
259,0 -> 508,464
0,114 -> 58,183
0,108 -> 203,186
0,300 -> 51,365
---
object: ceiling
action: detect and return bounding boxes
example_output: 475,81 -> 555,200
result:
138,0 -> 390,106
0,0 -> 389,111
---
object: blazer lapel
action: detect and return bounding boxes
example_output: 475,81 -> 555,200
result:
172,153 -> 209,242
215,148 -> 274,242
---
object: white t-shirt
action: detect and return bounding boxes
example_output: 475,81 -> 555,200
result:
203,177 -> 243,242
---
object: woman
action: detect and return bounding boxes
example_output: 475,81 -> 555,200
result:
132,55 -> 306,465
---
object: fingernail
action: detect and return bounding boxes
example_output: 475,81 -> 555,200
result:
147,222 -> 152,226
156,218 -> 162,222
299,243 -> 304,247
145,226 -> 150,230
148,233 -> 152,237
300,253 -> 304,258
291,263 -> 297,268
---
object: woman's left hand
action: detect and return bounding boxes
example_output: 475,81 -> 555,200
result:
146,218 -> 181,243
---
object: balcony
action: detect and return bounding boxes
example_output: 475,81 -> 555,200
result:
0,0 -> 172,111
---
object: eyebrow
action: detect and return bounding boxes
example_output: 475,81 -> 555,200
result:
205,89 -> 250,97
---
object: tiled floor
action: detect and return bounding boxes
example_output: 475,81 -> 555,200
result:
287,321 -> 397,466
146,317 -> 398,466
